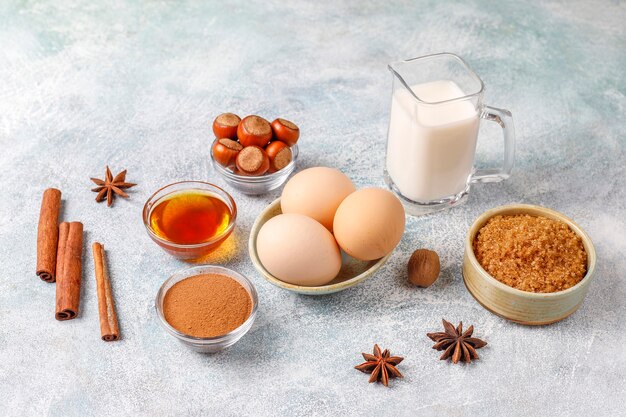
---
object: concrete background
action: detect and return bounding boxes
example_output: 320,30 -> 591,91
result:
1,0 -> 625,416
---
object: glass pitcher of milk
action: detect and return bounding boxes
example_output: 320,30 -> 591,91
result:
384,53 -> 515,215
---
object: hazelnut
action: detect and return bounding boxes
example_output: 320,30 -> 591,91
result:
212,113 -> 241,139
212,138 -> 243,168
270,118 -> 299,146
265,140 -> 292,172
237,115 -> 273,147
235,146 -> 270,176
408,249 -> 440,287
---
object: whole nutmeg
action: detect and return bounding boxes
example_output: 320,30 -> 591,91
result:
407,249 -> 440,287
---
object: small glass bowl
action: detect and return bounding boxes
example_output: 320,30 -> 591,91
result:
155,265 -> 258,353
210,143 -> 299,195
143,181 -> 237,260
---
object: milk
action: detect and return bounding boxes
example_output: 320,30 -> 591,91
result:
386,80 -> 479,202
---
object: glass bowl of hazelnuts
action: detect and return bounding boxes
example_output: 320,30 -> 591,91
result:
210,113 -> 300,195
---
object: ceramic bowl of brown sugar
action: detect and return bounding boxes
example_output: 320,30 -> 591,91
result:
155,265 -> 258,352
463,204 -> 596,325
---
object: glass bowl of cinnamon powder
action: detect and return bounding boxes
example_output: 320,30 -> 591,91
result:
463,204 -> 596,325
155,265 -> 258,352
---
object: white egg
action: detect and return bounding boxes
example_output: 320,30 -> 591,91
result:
256,213 -> 341,286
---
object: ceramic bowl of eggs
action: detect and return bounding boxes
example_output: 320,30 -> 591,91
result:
248,167 -> 406,295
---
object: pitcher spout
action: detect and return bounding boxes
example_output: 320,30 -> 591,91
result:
387,53 -> 484,104
387,61 -> 414,99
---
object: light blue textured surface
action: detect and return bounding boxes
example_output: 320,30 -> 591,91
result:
1,1 -> 625,416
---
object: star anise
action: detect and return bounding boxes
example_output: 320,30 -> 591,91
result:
91,166 -> 136,207
354,344 -> 404,387
427,319 -> 487,364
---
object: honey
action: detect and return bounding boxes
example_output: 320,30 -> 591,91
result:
149,191 -> 232,245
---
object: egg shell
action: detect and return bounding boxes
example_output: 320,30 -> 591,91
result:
256,213 -> 342,286
333,188 -> 406,261
281,167 -> 356,232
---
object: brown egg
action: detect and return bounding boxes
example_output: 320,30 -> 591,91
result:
333,188 -> 405,261
281,167 -> 355,232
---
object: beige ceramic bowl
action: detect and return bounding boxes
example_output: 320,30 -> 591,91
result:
249,198 -> 392,295
463,204 -> 596,325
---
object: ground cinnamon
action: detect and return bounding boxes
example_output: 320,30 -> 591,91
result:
163,273 -> 252,337
92,242 -> 120,341
36,188 -> 62,282
55,222 -> 83,320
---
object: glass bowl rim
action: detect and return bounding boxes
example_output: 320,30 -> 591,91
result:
155,264 -> 259,342
210,142 -> 299,182
142,180 -> 237,249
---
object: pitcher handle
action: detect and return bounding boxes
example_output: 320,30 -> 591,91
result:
471,106 -> 515,183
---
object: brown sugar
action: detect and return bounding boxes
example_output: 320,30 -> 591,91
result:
473,214 -> 587,293
163,273 -> 252,337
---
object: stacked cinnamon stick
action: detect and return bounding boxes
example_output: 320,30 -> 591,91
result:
35,188 -> 83,319
36,188 -> 62,283
55,221 -> 84,320
36,188 -> 119,341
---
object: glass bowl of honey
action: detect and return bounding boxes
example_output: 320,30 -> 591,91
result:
143,181 -> 237,260
210,144 -> 299,195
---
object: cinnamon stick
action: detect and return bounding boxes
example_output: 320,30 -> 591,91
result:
55,222 -> 69,282
92,242 -> 120,341
55,222 -> 83,320
36,188 -> 62,282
